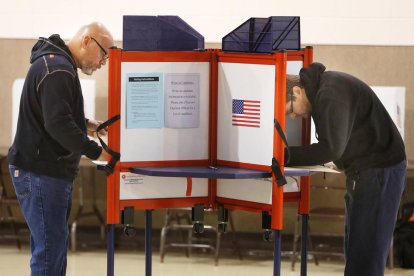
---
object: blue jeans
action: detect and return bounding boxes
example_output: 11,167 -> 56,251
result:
9,165 -> 73,276
344,160 -> 407,276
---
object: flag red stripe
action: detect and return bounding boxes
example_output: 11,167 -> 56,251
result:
233,115 -> 260,120
232,123 -> 260,128
232,118 -> 260,123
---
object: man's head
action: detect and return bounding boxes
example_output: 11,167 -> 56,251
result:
285,74 -> 312,119
68,22 -> 114,75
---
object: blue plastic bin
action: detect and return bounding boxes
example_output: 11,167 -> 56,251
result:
123,15 -> 204,51
222,16 -> 300,53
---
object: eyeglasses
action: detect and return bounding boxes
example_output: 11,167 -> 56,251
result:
91,37 -> 109,61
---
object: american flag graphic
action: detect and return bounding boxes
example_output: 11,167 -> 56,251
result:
232,99 -> 261,128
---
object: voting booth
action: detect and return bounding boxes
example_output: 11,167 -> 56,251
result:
103,15 -> 314,276
104,48 -> 313,275
106,48 -> 313,220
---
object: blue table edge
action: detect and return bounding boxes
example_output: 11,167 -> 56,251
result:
128,165 -> 312,178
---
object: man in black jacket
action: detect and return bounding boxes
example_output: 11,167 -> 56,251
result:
8,22 -> 113,275
285,63 -> 406,276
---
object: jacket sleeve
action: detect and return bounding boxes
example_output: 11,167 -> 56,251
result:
286,87 -> 357,166
38,71 -> 102,160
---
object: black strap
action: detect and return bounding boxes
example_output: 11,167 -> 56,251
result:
271,119 -> 290,186
273,119 -> 290,164
96,114 -> 121,175
271,157 -> 287,186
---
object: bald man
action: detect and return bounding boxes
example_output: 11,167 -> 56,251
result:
8,22 -> 114,275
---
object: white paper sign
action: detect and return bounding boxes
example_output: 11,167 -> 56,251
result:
164,73 -> 200,128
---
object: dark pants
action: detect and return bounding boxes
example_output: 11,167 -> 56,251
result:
344,160 -> 407,276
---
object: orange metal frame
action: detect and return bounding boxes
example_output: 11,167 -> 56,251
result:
106,47 -> 313,229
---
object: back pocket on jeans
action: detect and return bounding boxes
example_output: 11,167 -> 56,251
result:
9,166 -> 32,198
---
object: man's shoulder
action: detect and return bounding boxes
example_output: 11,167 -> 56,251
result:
33,54 -> 76,78
46,54 -> 76,76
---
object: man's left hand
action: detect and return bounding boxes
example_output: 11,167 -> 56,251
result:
87,119 -> 108,137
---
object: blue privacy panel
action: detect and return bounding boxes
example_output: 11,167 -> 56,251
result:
222,16 -> 300,53
123,15 -> 204,51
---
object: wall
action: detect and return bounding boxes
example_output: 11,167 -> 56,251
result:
0,0 -> 414,46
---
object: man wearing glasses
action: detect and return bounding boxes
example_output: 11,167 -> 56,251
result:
284,63 -> 406,276
8,22 -> 114,275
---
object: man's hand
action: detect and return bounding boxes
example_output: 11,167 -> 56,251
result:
87,119 -> 108,138
97,149 -> 108,161
323,162 -> 339,170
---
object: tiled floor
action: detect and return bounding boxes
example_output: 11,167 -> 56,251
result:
0,246 -> 413,276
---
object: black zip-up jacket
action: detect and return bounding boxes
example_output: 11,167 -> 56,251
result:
8,35 -> 102,181
286,62 -> 406,175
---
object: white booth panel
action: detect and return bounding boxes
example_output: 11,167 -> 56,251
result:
217,176 -> 299,204
120,172 -> 208,200
120,62 -> 210,162
371,86 -> 405,140
217,62 -> 275,166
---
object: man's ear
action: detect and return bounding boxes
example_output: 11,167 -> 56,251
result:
80,35 -> 91,49
292,86 -> 303,98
